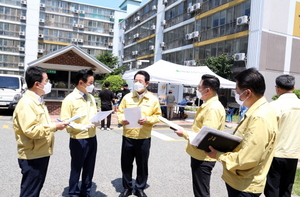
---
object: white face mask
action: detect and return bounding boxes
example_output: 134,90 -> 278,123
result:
40,82 -> 52,95
235,90 -> 247,106
134,82 -> 145,92
196,90 -> 203,99
85,84 -> 94,93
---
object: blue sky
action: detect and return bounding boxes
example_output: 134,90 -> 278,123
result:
72,0 -> 148,9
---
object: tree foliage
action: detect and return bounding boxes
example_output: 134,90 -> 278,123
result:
199,54 -> 234,80
103,75 -> 125,93
272,89 -> 300,100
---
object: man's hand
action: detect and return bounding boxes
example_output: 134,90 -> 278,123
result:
122,120 -> 130,125
80,124 -> 94,131
55,122 -> 69,130
174,126 -> 185,137
138,117 -> 147,125
205,146 -> 218,159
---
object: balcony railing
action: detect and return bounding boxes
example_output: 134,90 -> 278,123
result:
0,46 -> 20,53
0,62 -> 20,69
199,0 -> 234,15
0,13 -> 20,22
165,12 -> 194,29
44,6 -> 72,14
44,21 -> 73,29
164,37 -> 193,50
0,30 -> 22,38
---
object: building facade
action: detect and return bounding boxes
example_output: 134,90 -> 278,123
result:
119,0 -> 300,100
0,0 -> 126,76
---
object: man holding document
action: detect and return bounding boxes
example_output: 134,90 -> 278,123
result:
206,68 -> 277,197
61,69 -> 98,197
174,74 -> 226,197
117,70 -> 161,197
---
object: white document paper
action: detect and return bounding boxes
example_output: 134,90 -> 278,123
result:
90,110 -> 113,125
66,114 -> 86,123
187,131 -> 197,143
124,107 -> 142,128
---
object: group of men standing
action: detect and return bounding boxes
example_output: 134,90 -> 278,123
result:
12,66 -> 300,197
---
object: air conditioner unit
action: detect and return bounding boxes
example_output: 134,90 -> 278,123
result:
73,24 -> 78,28
234,53 -> 246,61
122,40 -> 125,45
185,33 -> 192,40
134,16 -> 140,22
192,31 -> 199,38
187,6 -> 194,14
108,42 -> 113,47
123,25 -> 126,30
163,0 -> 168,5
151,25 -> 156,30
152,5 -> 157,10
121,55 -> 124,59
38,34 -> 44,38
20,16 -> 26,20
79,10 -> 85,14
78,24 -> 84,29
72,38 -> 78,42
160,42 -> 165,48
18,63 -> 24,67
38,49 -> 44,53
110,15 -> 115,19
109,29 -> 114,33
21,0 -> 27,5
19,31 -> 25,36
39,18 -> 45,23
74,9 -> 79,14
19,47 -> 25,52
149,45 -> 154,50
161,20 -> 166,26
193,3 -> 201,10
40,3 -> 45,8
190,60 -> 196,66
78,39 -> 83,43
132,51 -> 138,55
134,33 -> 139,39
236,16 -> 249,26
184,61 -> 190,66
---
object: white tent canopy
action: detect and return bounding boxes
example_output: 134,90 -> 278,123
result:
123,60 -> 236,89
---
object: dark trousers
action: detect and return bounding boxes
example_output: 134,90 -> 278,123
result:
264,157 -> 298,197
121,136 -> 151,191
226,183 -> 261,197
18,156 -> 50,197
69,136 -> 97,197
190,157 -> 216,197
101,105 -> 112,128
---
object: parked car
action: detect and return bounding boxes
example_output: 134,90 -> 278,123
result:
0,74 -> 26,110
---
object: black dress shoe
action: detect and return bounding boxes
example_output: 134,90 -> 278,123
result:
134,190 -> 147,197
120,189 -> 132,197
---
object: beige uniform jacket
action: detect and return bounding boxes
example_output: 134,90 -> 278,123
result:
13,91 -> 57,159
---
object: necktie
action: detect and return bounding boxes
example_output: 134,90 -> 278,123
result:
83,94 -> 87,101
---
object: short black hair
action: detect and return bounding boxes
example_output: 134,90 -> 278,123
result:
25,66 -> 46,89
234,68 -> 265,96
122,83 -> 128,87
134,70 -> 150,82
275,75 -> 295,91
104,81 -> 110,88
201,74 -> 220,92
75,69 -> 94,85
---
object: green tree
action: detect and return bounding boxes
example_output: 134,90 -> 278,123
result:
198,54 -> 234,80
103,75 -> 125,93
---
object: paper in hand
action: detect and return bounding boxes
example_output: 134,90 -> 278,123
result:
90,110 -> 114,126
66,114 -> 86,123
124,107 -> 142,128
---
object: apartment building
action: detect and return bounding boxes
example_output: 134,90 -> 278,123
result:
119,0 -> 300,100
0,0 -> 126,76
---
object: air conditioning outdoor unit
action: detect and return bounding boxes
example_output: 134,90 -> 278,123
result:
19,31 -> 25,36
236,16 -> 249,26
187,6 -> 194,14
123,25 -> 126,30
163,0 -> 168,5
161,20 -> 166,26
185,33 -> 192,40
152,5 -> 157,10
19,47 -> 25,52
234,53 -> 246,61
122,40 -> 125,45
20,16 -> 26,20
108,42 -> 113,47
134,16 -> 140,22
21,0 -> 27,5
109,29 -> 114,33
72,38 -> 78,42
39,18 -> 45,23
79,10 -> 85,14
192,31 -> 199,38
73,24 -> 78,28
78,24 -> 84,29
18,63 -> 24,67
121,55 -> 124,59
193,3 -> 201,10
184,61 -> 190,66
149,45 -> 154,50
38,49 -> 44,53
190,60 -> 196,66
38,34 -> 44,38
110,15 -> 114,19
40,3 -> 45,8
78,39 -> 83,43
160,42 -> 165,48
132,51 -> 138,55
74,9 -> 79,14
134,33 -> 139,38
151,25 -> 156,30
